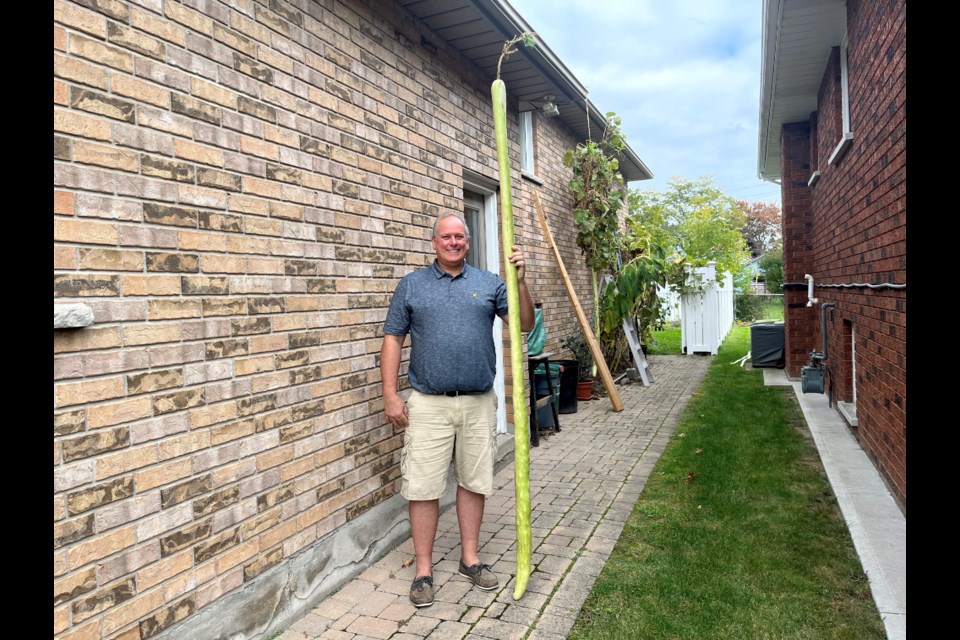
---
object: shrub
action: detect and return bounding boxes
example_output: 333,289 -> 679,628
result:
735,294 -> 766,322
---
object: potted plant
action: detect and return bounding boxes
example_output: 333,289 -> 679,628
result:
561,331 -> 595,401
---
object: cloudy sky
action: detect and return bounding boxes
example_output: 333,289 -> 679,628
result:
507,0 -> 782,205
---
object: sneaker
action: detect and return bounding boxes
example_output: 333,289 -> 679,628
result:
458,560 -> 499,590
409,575 -> 434,607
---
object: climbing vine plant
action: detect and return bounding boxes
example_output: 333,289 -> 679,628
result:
563,113 -> 627,368
564,114 -> 678,369
564,112 -> 627,279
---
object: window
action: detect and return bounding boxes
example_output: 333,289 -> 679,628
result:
828,33 -> 853,165
837,319 -> 858,427
808,112 -> 820,187
463,190 -> 486,271
519,111 -> 535,175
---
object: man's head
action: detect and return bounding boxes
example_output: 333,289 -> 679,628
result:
431,212 -> 470,274
432,212 -> 470,241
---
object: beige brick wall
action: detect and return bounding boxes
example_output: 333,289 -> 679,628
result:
53,1 -> 593,638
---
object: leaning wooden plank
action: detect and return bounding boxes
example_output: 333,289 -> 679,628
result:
533,191 -> 624,412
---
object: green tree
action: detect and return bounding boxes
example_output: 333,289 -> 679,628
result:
759,248 -> 784,293
629,176 -> 752,286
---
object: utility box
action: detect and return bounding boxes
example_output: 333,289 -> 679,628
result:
750,321 -> 785,368
801,365 -> 824,393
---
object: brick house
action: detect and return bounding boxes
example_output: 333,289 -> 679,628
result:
53,1 -> 652,638
757,0 -> 906,511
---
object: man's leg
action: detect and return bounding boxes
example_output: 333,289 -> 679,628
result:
409,499 -> 439,578
452,392 -> 498,589
456,485 -> 484,566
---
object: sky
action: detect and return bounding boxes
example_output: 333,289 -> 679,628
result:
506,0 -> 782,206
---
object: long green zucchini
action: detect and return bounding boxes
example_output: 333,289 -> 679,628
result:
491,33 -> 534,599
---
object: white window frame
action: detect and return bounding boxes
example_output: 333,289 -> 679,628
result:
851,324 -> 857,404
519,111 -> 535,175
828,33 -> 854,165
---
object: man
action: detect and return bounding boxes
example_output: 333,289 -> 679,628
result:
380,211 -> 535,607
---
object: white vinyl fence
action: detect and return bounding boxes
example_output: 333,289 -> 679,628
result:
680,263 -> 734,355
657,284 -> 681,323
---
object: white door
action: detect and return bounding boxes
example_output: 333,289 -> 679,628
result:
463,186 -> 507,434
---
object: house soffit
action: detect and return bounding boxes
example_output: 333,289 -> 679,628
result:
396,0 -> 653,182
757,0 -> 847,182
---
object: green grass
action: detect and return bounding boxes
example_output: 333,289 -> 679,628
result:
567,325 -> 885,640
647,325 -> 682,355
759,298 -> 785,321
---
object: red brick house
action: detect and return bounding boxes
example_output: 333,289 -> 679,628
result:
757,0 -> 906,511
53,1 -> 651,639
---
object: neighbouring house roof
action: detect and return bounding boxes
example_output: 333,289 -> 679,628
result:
398,0 -> 654,183
757,0 -> 847,182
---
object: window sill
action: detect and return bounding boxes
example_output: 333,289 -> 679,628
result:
827,132 -> 853,166
837,401 -> 859,428
807,170 -> 821,187
521,171 -> 544,185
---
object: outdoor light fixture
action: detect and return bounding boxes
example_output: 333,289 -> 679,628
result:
541,95 -> 560,117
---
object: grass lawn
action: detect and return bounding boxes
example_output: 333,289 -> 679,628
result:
647,324 -> 682,355
760,298 -> 785,321
567,324 -> 886,640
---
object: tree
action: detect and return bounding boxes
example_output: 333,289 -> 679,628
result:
737,200 -> 782,257
629,176 -> 752,285
758,249 -> 784,293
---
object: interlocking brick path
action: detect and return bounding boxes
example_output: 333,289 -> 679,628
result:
278,354 -> 711,640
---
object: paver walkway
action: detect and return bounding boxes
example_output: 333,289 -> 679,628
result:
278,354 -> 712,640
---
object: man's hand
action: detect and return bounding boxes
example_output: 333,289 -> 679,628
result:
508,245 -> 526,281
384,393 -> 409,428
504,245 -> 535,332
380,333 -> 408,428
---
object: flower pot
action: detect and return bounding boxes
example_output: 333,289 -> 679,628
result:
576,379 -> 593,401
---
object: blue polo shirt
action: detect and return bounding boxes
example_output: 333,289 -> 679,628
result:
383,260 -> 508,395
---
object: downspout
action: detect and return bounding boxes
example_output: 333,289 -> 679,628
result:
819,302 -> 835,359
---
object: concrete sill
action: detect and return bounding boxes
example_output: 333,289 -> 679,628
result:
521,171 -> 544,185
837,401 -> 859,427
828,132 -> 853,166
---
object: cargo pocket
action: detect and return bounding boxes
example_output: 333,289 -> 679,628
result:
400,429 -> 411,478
488,395 -> 497,461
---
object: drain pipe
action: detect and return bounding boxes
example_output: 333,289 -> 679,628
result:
819,302 -> 835,358
804,274 -> 818,307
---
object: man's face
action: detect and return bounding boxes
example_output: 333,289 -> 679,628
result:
432,216 -> 469,272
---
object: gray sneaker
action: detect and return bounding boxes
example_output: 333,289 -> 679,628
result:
410,575 -> 434,607
458,560 -> 499,590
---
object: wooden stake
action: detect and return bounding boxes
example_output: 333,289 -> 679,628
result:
533,191 -> 624,412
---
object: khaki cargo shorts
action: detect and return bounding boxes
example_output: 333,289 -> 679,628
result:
400,389 -> 497,501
